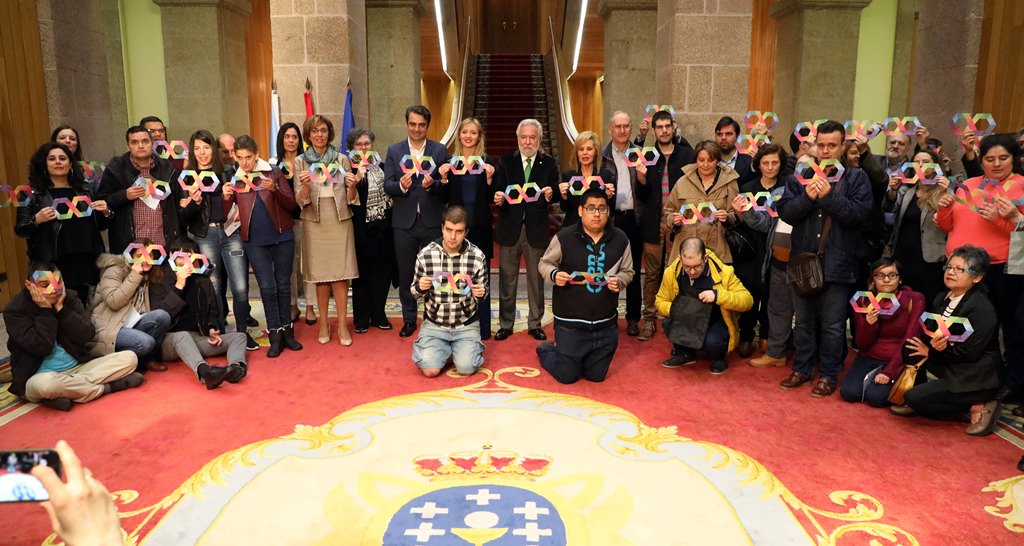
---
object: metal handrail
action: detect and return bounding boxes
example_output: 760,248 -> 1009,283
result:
548,15 -> 579,143
441,16 -> 473,147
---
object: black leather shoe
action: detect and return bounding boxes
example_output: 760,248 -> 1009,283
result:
282,324 -> 303,351
528,328 -> 547,341
399,322 -> 417,337
198,363 -> 229,390
247,317 -> 260,328
267,330 -> 284,358
224,362 -> 247,383
494,328 -> 513,341
626,320 -> 640,336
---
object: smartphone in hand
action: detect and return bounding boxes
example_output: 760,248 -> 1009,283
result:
0,449 -> 61,502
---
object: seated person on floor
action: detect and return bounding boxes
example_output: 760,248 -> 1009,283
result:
840,257 -> 925,407
656,237 -> 752,375
156,239 -> 248,389
91,237 -> 180,372
4,263 -> 142,412
410,206 -> 489,377
892,245 -> 1004,436
536,188 -> 635,384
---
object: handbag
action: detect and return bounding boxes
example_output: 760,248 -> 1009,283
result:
1007,229 -> 1024,275
725,224 -> 757,261
786,178 -> 842,297
888,355 -> 926,406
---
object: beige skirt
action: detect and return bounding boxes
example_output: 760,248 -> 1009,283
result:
300,199 -> 359,282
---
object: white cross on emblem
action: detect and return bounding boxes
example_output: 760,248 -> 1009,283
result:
465,488 -> 501,506
410,502 -> 449,519
513,522 -> 553,542
514,501 -> 550,520
404,522 -> 446,542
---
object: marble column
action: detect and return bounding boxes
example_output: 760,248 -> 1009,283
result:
366,0 -> 423,148
154,0 -> 252,138
599,0 -> 657,131
655,0 -> 753,142
270,0 -> 370,146
771,0 -> 871,130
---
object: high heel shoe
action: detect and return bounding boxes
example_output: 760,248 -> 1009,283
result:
318,326 -> 331,344
305,306 -> 318,325
338,329 -> 352,347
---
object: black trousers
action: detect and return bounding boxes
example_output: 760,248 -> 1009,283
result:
352,252 -> 395,328
613,210 -> 643,322
904,378 -> 998,420
393,217 -> 440,324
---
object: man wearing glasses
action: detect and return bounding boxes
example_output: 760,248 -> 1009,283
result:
655,237 -> 752,375
536,188 -> 635,384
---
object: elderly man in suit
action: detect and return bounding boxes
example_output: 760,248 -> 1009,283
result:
383,105 -> 452,337
492,119 -> 560,341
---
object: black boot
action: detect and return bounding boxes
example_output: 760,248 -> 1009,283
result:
282,323 -> 303,351
197,363 -> 229,390
225,362 -> 248,383
267,329 -> 285,358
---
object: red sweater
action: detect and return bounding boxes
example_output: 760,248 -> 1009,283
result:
936,174 -> 1024,264
853,286 -> 926,377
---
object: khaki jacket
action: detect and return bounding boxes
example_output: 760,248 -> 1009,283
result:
89,254 -> 151,357
295,156 -> 360,222
663,164 -> 739,264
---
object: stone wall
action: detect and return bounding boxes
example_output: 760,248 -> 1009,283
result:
599,0 -> 657,134
366,1 -> 423,148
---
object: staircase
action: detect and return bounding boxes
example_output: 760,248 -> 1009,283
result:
471,54 -> 558,159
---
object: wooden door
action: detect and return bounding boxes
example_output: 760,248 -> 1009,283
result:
481,0 -> 537,54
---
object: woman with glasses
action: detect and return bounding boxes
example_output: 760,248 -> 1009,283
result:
663,141 -> 739,265
891,245 -> 1003,436
882,148 -> 949,304
293,115 -> 360,347
937,134 -> 1024,401
839,258 -> 926,406
559,131 -> 615,228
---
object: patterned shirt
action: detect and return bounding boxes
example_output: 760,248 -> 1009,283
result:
130,156 -> 165,246
410,239 -> 489,327
364,165 -> 392,223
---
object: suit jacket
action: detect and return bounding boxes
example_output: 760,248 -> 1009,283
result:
731,153 -> 757,186
493,150 -> 559,249
382,139 -> 450,229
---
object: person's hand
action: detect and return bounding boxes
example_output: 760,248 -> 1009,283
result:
638,119 -> 649,139
752,121 -> 769,136
126,185 -> 148,200
713,209 -> 728,222
298,170 -> 311,186
31,440 -> 123,546
929,333 -> 949,352
190,186 -> 203,204
470,282 -> 485,298
888,174 -> 901,193
636,162 -> 648,184
607,276 -> 621,293
938,193 -> 955,209
558,182 -> 569,199
259,177 -> 276,192
605,183 -> 616,198
915,124 -> 930,149
91,200 -> 108,214
54,289 -> 66,313
672,212 -> 684,225
935,175 -> 950,191
207,329 -> 223,346
865,306 -> 880,325
940,152 -> 952,172
417,275 -> 433,292
222,183 -> 235,199
698,290 -> 716,303
992,195 -> 1024,223
34,207 -> 57,225
493,191 -> 505,205
483,163 -> 495,185
130,260 -> 146,274
960,130 -> 977,158
438,163 -> 451,182
400,171 -> 413,190
732,194 -> 750,212
174,263 -> 192,288
815,178 -> 832,198
804,181 -> 820,200
874,372 -> 891,384
853,133 -> 870,154
553,271 -> 571,287
541,186 -> 554,201
25,281 -> 53,308
905,337 -> 930,358
421,174 -> 434,189
978,202 -> 999,222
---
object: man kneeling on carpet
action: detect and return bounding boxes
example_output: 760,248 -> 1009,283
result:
155,239 -> 248,389
411,206 -> 488,377
4,263 -> 142,411
536,188 -> 635,384
656,237 -> 752,374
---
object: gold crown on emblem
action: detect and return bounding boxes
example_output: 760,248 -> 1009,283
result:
413,444 -> 553,481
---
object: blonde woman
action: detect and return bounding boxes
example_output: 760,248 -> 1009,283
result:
294,115 -> 360,346
663,141 -> 739,265
559,131 -> 615,227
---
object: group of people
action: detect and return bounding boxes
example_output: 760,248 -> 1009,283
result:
6,107 -> 1024,445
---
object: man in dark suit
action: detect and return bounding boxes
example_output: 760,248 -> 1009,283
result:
715,116 -> 756,185
492,119 -> 559,341
383,105 -> 451,337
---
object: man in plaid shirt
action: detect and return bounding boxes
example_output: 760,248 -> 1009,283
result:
410,206 -> 488,377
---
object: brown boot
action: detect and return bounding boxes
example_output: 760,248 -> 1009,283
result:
750,354 -> 787,368
637,320 -> 656,341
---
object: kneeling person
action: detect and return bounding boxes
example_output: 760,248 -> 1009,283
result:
656,237 -> 752,374
411,206 -> 488,377
4,264 -> 142,411
537,189 -> 635,384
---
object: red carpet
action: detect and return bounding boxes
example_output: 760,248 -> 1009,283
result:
2,320 -> 1022,544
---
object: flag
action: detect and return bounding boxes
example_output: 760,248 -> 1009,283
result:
304,78 -> 315,119
269,80 -> 281,160
340,83 -> 355,151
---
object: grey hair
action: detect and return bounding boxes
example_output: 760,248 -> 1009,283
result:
609,111 -> 631,124
680,237 -> 706,258
516,119 -> 543,139
949,245 -> 990,277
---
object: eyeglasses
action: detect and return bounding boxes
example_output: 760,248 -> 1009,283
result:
942,265 -> 977,276
583,206 -> 610,216
682,263 -> 705,273
310,127 -> 329,135
873,272 -> 900,280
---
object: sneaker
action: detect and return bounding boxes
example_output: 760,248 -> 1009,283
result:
750,354 -> 787,368
965,400 -> 1001,436
637,321 -> 656,341
40,398 -> 72,411
354,325 -> 369,334
245,333 -> 260,351
662,350 -> 696,369
710,360 -> 727,375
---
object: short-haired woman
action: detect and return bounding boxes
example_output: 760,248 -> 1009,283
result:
663,141 -> 739,264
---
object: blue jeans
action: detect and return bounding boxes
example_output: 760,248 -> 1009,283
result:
662,315 -> 730,361
412,320 -> 484,373
792,282 -> 850,381
538,323 -> 618,384
244,240 -> 294,330
195,226 -> 251,332
115,310 -> 171,360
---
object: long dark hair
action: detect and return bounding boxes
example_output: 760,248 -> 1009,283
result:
186,129 -> 224,173
50,125 -> 83,162
28,143 -> 87,193
276,122 -> 305,159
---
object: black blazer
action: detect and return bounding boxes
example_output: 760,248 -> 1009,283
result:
446,155 -> 496,260
382,139 -> 450,229
633,144 -> 696,244
732,153 -> 757,186
559,166 -> 615,229
493,150 -> 559,249
924,284 -> 1003,393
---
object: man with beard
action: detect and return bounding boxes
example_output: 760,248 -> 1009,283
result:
714,116 -> 757,185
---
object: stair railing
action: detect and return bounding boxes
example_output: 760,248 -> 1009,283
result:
441,16 -> 474,147
547,15 -> 580,144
